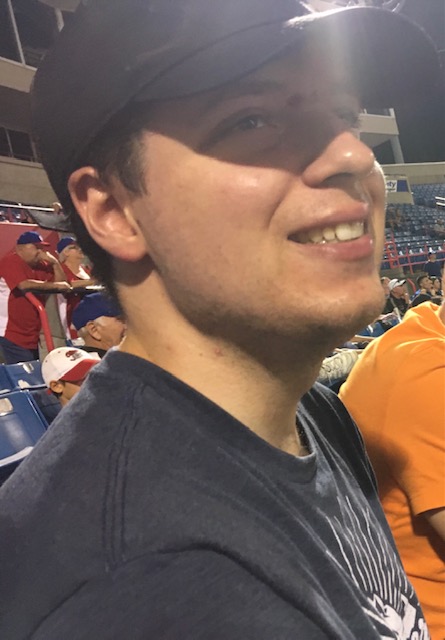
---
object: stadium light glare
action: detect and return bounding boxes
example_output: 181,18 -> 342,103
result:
306,0 -> 406,12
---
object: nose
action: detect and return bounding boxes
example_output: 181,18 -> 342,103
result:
301,131 -> 376,188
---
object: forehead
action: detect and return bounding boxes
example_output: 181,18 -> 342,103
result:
148,39 -> 359,125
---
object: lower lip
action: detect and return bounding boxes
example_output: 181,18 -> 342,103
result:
289,233 -> 375,261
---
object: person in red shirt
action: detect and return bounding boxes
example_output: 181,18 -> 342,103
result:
0,231 -> 71,363
56,236 -> 97,338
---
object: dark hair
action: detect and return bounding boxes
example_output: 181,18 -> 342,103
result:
416,274 -> 429,287
67,103 -> 152,300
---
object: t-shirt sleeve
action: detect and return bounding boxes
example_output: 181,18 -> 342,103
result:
30,551 -> 331,640
0,256 -> 30,291
384,345 -> 445,516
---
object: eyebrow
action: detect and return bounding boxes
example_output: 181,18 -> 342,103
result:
196,77 -> 359,118
196,80 -> 285,117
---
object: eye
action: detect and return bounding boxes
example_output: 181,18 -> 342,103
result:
232,114 -> 268,132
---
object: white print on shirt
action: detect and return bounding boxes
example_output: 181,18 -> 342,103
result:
326,494 -> 429,640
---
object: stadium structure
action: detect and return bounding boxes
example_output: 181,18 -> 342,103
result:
0,0 -> 444,280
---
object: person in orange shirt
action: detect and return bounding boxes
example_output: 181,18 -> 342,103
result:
340,297 -> 445,640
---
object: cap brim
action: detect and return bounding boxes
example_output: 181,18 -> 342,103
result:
136,7 -> 440,110
60,359 -> 99,382
36,241 -> 50,247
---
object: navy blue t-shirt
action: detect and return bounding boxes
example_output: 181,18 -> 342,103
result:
0,351 -> 428,639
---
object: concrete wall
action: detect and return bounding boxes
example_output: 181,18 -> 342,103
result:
0,156 -> 55,205
0,58 -> 34,93
382,162 -> 445,184
1,156 -> 444,209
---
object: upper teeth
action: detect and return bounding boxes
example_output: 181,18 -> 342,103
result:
295,221 -> 365,244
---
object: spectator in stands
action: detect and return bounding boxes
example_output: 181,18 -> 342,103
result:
382,278 -> 410,317
424,252 -> 443,278
72,292 -> 125,357
0,2 -> 439,638
42,346 -> 100,407
340,296 -> 445,640
431,276 -> 443,298
57,237 -> 94,285
57,236 -> 97,337
412,274 -> 433,300
0,231 -> 71,364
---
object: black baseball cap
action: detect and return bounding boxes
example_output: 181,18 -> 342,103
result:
31,0 -> 440,208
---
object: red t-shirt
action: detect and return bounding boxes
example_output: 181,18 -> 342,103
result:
0,252 -> 54,349
61,263 -> 91,338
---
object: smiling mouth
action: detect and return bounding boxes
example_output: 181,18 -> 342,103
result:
289,221 -> 366,244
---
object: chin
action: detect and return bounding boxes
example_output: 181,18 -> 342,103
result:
315,299 -> 384,345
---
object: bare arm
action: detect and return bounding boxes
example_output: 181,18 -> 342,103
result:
38,250 -> 68,283
70,278 -> 98,289
17,279 -> 72,292
424,508 -> 445,541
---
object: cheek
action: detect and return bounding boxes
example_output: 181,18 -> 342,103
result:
144,148 -> 291,260
367,164 -> 386,244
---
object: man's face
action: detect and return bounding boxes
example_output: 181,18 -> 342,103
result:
17,243 -> 44,267
391,284 -> 406,299
117,40 -> 386,347
50,379 -> 83,407
64,244 -> 84,259
420,277 -> 433,292
93,315 -> 126,350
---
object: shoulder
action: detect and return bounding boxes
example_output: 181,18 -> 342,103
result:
302,384 -> 378,497
0,252 -> 22,270
23,550 -> 329,640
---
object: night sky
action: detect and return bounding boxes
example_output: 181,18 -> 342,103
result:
374,0 -> 445,164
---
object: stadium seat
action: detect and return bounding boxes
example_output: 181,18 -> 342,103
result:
4,360 -> 45,391
0,391 -> 47,484
30,389 -> 61,426
0,367 -> 13,395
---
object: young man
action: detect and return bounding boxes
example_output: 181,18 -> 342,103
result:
340,296 -> 445,640
424,252 -> 443,279
383,278 -> 410,317
41,346 -> 101,407
0,1 -> 441,638
72,292 -> 125,357
0,231 -> 70,363
412,273 -> 433,296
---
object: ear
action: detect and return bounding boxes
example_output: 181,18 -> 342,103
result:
49,380 -> 64,394
86,319 -> 102,341
68,167 -> 147,262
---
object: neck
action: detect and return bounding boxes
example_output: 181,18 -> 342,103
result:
83,336 -> 106,351
122,328 -> 320,456
118,289 -> 333,457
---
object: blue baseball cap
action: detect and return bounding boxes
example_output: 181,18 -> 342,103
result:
72,293 -> 122,330
57,236 -> 77,254
16,231 -> 49,247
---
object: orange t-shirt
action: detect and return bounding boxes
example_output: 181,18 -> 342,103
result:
340,302 -> 445,640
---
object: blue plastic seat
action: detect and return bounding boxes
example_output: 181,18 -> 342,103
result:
0,391 -> 48,484
4,360 -> 45,391
0,367 -> 13,395
30,389 -> 61,426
